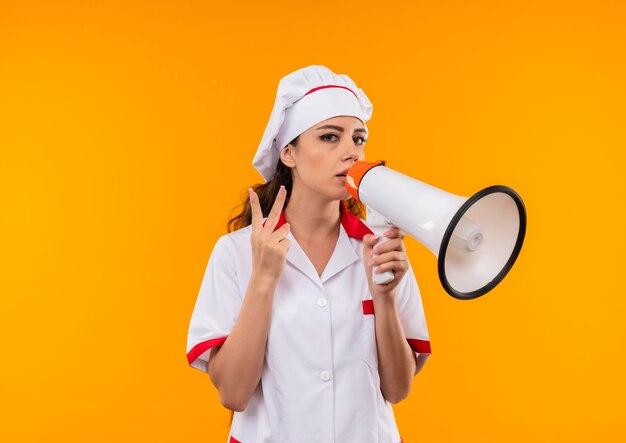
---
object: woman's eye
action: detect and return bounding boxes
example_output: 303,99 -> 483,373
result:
321,134 -> 339,142
321,134 -> 367,145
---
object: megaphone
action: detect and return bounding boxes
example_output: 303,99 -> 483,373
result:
345,160 -> 526,300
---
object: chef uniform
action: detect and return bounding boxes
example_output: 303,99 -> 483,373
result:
186,65 -> 431,443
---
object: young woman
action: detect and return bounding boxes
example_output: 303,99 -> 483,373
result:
186,65 -> 431,443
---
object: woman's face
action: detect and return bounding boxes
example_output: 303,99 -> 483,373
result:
280,115 -> 367,201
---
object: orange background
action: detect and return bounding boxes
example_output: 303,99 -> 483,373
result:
1,0 -> 625,442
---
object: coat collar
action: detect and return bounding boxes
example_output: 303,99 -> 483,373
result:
263,201 -> 373,287
267,200 -> 373,240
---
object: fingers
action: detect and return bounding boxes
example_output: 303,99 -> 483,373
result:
249,185 -> 288,234
364,233 -> 408,276
270,221 -> 291,243
371,252 -> 409,274
264,185 -> 287,233
382,227 -> 406,239
363,230 -> 408,293
370,238 -> 406,256
362,234 -> 379,263
363,229 -> 405,253
363,234 -> 379,245
370,250 -> 408,266
249,187 -> 263,233
362,234 -> 378,251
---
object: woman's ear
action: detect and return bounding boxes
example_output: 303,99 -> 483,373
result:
280,145 -> 296,168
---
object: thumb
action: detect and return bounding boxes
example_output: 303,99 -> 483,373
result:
362,234 -> 379,256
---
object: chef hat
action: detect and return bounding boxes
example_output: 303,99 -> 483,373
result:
252,65 -> 374,182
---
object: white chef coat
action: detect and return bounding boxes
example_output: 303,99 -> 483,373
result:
186,200 -> 431,443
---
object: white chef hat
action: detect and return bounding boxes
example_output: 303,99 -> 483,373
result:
252,65 -> 373,182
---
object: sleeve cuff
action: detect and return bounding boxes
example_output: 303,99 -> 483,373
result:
407,338 -> 431,354
186,336 -> 228,373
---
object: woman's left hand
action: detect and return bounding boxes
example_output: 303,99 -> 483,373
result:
362,227 -> 409,298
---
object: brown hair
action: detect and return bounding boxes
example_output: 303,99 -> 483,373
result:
226,135 -> 365,233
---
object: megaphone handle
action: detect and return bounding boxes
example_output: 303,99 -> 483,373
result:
371,231 -> 395,285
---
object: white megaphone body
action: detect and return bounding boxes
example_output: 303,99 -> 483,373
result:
345,160 -> 526,300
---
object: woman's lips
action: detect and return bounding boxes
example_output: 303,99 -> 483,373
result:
336,175 -> 347,182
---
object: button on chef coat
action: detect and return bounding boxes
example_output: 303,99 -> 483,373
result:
187,201 -> 431,443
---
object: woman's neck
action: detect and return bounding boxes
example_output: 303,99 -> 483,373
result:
283,190 -> 341,244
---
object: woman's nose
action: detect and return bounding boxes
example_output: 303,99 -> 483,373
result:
342,137 -> 360,159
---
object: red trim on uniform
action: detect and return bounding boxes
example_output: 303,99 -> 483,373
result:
264,200 -> 373,240
359,306 -> 431,354
263,209 -> 288,230
339,201 -> 374,239
362,299 -> 375,315
407,338 -> 432,354
304,84 -> 358,100
186,336 -> 228,365
229,437 -> 241,443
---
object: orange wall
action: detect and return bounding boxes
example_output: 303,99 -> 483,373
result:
1,1 -> 624,441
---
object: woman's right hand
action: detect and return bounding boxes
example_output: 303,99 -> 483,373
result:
248,185 -> 292,285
